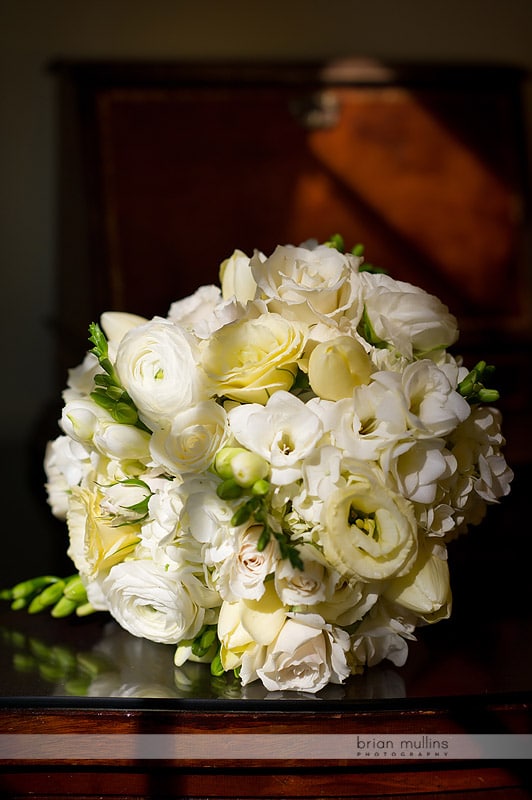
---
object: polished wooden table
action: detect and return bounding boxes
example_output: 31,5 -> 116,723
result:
1,463 -> 531,798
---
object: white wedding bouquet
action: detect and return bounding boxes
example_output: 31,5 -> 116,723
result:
9,236 -> 514,693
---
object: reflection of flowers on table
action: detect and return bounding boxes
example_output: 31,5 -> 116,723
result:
0,621 -> 405,700
2,237 -> 512,693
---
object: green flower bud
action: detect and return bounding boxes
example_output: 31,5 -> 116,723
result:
231,451 -> 269,488
28,581 -> 65,614
51,597 -> 78,618
63,575 -> 88,604
216,478 -> 243,500
251,478 -> 270,496
213,447 -> 247,479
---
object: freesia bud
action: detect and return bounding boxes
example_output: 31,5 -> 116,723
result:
230,451 -> 269,488
308,336 -> 372,400
214,447 -> 248,479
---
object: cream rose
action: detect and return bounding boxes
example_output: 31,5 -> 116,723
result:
149,400 -> 228,476
218,523 -> 279,602
254,614 -> 350,692
321,462 -> 418,582
201,313 -> 306,404
115,318 -> 208,429
66,485 -> 141,582
251,243 -> 362,324
274,544 -> 337,607
218,582 -> 286,671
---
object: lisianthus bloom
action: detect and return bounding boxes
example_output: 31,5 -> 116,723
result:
321,462 -> 418,582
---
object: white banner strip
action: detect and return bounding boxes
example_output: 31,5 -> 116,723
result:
1,734 -> 531,761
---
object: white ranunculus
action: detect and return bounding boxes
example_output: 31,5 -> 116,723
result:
255,614 -> 350,693
384,542 -> 452,622
218,523 -> 279,602
115,318 -> 208,429
149,400 -> 228,476
44,436 -> 93,519
228,391 -> 323,485
102,560 -> 207,644
251,243 -> 363,325
220,249 -> 258,303
359,271 -> 459,357
202,313 -> 306,404
321,462 -> 418,582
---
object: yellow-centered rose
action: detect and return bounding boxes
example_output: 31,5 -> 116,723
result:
201,313 -> 306,404
321,464 -> 418,582
66,486 -> 141,581
308,335 -> 373,400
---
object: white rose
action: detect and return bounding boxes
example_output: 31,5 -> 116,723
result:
321,462 -> 418,582
274,544 -> 337,607
359,271 -> 459,357
254,614 -> 350,693
251,243 -> 362,325
218,523 -> 279,602
202,313 -> 306,404
149,400 -> 229,476
228,391 -> 323,485
115,318 -> 208,429
220,249 -> 258,303
102,560 -> 207,644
